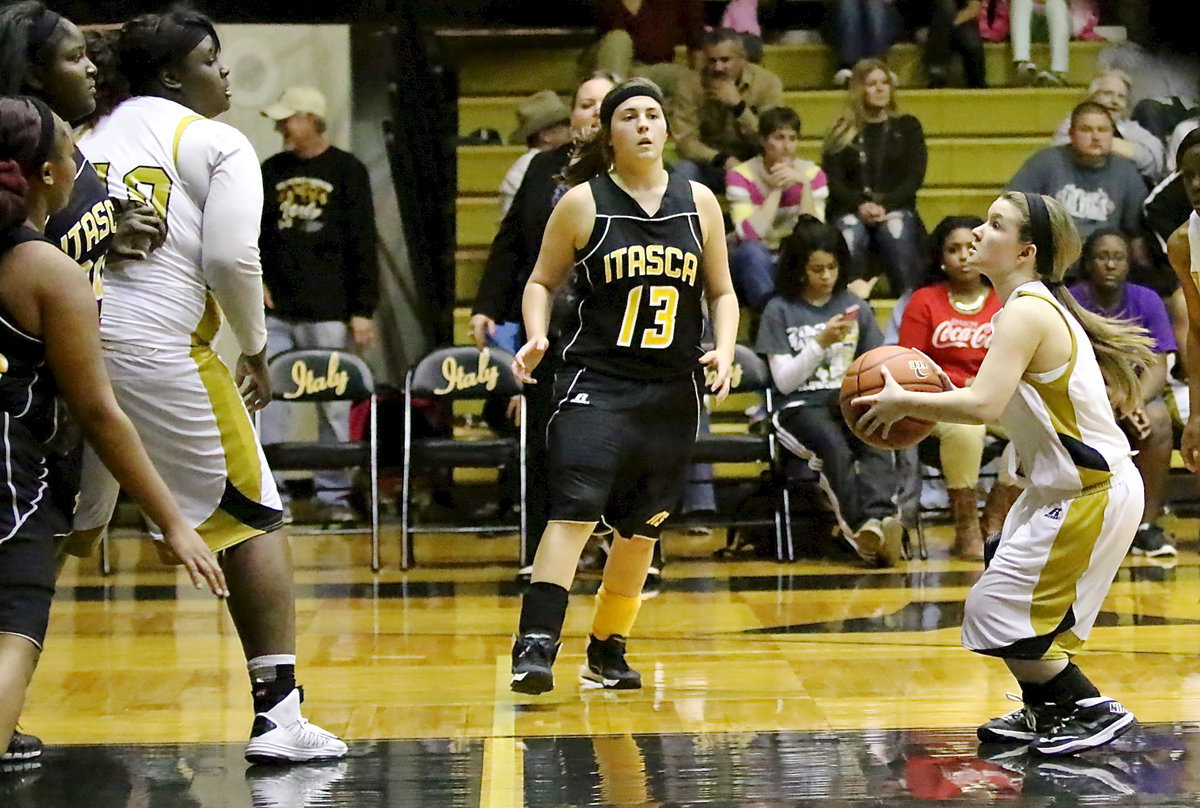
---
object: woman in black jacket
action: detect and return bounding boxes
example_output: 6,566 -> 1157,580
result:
822,58 -> 928,297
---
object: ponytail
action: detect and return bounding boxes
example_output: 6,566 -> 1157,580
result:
559,133 -> 611,188
1003,191 -> 1154,414
0,159 -> 29,231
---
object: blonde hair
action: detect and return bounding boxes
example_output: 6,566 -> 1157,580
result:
1002,191 -> 1154,414
1089,68 -> 1132,94
823,58 -> 898,154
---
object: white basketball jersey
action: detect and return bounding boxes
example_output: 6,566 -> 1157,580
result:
79,96 -> 266,354
997,282 -> 1132,495
1189,210 -> 1200,290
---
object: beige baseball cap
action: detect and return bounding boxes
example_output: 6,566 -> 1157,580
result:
261,86 -> 327,120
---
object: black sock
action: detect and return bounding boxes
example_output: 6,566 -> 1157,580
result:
1019,663 -> 1100,707
251,664 -> 297,713
519,581 -> 569,641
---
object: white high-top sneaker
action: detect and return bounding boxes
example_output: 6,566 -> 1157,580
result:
244,688 -> 348,764
246,760 -> 348,805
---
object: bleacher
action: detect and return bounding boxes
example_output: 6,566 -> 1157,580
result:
449,38 -> 1109,342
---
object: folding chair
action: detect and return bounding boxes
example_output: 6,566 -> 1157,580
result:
260,348 -> 381,571
688,344 -> 792,560
400,346 -> 525,569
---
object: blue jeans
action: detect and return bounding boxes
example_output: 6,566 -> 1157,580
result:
729,240 -> 778,312
836,209 -> 925,295
261,316 -> 353,506
830,0 -> 897,69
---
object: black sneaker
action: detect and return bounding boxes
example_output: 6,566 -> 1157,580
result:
1023,757 -> 1136,797
1,730 -> 42,762
977,697 -> 1058,743
1031,697 -> 1137,756
1130,525 -> 1177,558
510,633 -> 559,695
581,634 -> 642,690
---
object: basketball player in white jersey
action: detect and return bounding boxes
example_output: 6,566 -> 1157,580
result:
63,10 -> 346,763
1167,129 -> 1200,472
855,192 -> 1153,756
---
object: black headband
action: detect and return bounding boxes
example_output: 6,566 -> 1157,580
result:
157,22 -> 212,66
1023,192 -> 1055,279
27,8 -> 63,61
600,82 -> 665,129
27,96 -> 58,169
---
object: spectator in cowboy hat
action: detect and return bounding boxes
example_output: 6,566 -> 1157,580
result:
500,90 -> 572,216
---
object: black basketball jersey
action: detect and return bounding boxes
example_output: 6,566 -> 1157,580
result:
560,172 -> 705,380
43,147 -> 115,302
0,227 -> 66,540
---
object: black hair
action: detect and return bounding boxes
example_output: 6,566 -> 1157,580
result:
923,214 -> 985,286
758,106 -> 801,140
703,27 -> 746,52
1078,225 -> 1129,283
117,8 -> 219,97
0,1 -> 67,95
1177,126 -> 1200,170
80,28 -> 126,126
0,94 -> 57,232
774,214 -> 850,301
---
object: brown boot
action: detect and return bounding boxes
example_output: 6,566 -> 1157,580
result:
981,482 -> 1022,538
947,488 -> 984,560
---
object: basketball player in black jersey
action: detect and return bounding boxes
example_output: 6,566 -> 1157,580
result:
0,4 -> 168,761
509,78 -> 739,695
0,95 -> 225,766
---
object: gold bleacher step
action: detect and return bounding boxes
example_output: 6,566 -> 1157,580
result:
456,187 -> 999,249
453,40 -> 1106,95
458,136 -> 1047,193
461,86 -> 1080,139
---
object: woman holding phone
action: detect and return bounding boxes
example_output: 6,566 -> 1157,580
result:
756,214 -> 904,566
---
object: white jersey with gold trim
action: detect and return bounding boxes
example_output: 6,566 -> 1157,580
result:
78,96 -> 267,355
996,281 -> 1132,495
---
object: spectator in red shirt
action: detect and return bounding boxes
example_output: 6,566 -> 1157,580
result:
897,215 -> 1000,559
587,0 -> 704,97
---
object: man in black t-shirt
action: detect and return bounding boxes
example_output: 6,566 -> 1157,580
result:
259,86 -> 379,523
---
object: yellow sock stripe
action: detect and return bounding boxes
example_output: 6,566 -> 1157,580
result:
591,584 -> 642,641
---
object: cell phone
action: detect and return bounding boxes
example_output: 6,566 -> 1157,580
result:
843,305 -> 860,321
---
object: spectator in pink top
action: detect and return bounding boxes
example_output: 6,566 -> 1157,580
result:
726,106 -> 829,311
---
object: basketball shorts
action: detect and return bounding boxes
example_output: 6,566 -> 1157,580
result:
546,367 -> 702,539
0,520 -> 57,650
962,460 -> 1142,661
65,342 -> 283,557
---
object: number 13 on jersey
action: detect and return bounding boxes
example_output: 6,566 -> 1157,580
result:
616,285 -> 679,349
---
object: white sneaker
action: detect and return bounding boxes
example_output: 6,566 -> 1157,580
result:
246,760 -> 348,806
244,688 -> 348,764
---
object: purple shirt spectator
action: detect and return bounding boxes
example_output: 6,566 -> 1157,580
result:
1069,281 -> 1177,354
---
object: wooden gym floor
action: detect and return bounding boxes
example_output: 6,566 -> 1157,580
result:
7,517 -> 1200,806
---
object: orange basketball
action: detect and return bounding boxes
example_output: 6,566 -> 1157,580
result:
839,345 -> 950,450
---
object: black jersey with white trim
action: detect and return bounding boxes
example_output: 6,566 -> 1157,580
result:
0,227 -> 66,541
558,171 -> 706,380
43,147 -> 114,302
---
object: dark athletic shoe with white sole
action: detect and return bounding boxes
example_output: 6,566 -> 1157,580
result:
1031,697 -> 1136,756
977,697 -> 1057,744
580,634 -> 641,690
510,633 -> 559,695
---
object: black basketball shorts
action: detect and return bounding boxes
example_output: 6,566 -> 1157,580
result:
546,367 -> 702,539
0,521 -> 57,650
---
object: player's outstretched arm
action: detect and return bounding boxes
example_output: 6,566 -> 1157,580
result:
514,185 -> 594,384
26,246 -> 228,597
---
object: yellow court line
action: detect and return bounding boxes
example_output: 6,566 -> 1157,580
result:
480,654 -> 522,808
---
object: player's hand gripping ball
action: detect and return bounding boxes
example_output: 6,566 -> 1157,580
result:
839,346 -> 950,450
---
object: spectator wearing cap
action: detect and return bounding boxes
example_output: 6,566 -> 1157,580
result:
258,86 -> 379,524
499,90 -> 571,218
